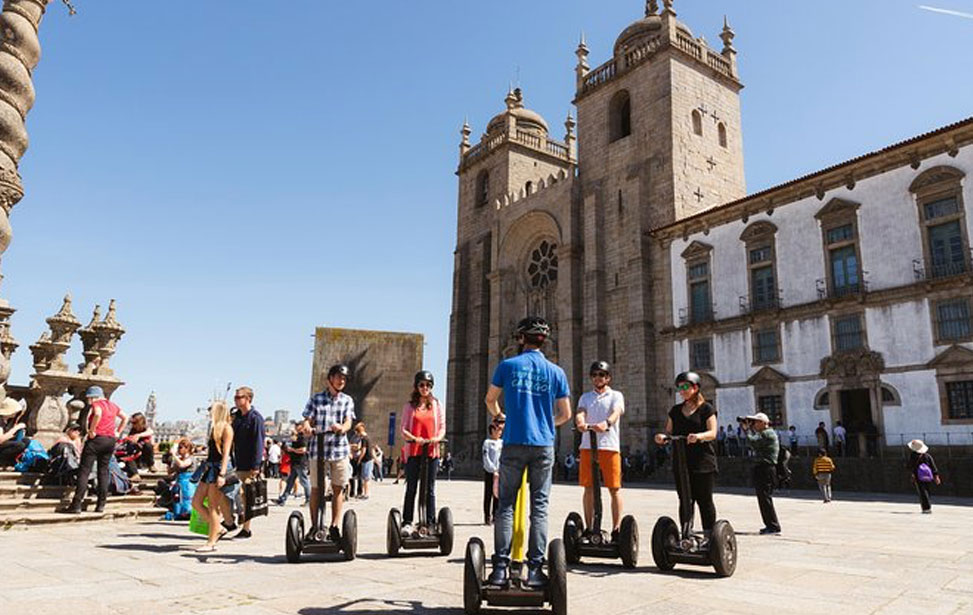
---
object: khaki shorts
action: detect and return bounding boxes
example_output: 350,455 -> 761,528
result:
310,458 -> 350,489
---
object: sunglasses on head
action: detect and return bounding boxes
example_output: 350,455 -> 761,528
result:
676,383 -> 694,392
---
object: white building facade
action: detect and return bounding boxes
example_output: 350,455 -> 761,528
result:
656,118 -> 973,451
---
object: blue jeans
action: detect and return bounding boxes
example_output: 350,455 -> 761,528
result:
493,444 -> 554,568
278,464 -> 310,503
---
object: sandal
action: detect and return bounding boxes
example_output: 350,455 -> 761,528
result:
194,545 -> 217,553
217,528 -> 229,542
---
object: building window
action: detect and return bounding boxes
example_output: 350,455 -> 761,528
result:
814,389 -> 830,409
691,109 -> 703,136
690,338 -> 713,371
833,314 -> 865,351
934,297 -> 972,343
609,90 -> 632,142
740,221 -> 779,312
880,384 -> 902,406
946,380 -> 973,419
527,240 -> 558,288
475,170 -> 490,207
718,122 -> 727,148
816,198 -> 863,299
910,166 -> 969,280
757,395 -> 784,427
753,328 -> 780,364
688,262 -> 712,324
525,181 -> 533,196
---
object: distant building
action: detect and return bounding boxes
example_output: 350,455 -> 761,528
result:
274,409 -> 289,427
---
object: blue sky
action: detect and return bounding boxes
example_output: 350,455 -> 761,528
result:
7,0 -> 972,421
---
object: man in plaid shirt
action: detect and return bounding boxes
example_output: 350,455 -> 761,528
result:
301,363 -> 356,541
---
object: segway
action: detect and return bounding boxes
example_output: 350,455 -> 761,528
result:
650,435 -> 736,577
563,426 -> 638,568
285,431 -> 357,563
463,469 -> 567,615
387,441 -> 454,556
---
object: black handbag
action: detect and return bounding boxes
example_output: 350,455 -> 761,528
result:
242,476 -> 268,520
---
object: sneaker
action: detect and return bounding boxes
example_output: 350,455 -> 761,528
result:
487,563 -> 509,587
610,528 -> 619,543
526,564 -> 548,588
59,507 -> 82,515
235,528 -> 252,539
328,525 -> 341,542
93,504 -> 106,513
400,523 -> 414,538
759,527 -> 781,535
222,520 -> 238,533
274,498 -> 285,506
922,509 -> 932,514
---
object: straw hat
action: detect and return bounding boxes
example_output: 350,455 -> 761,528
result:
0,397 -> 23,417
907,439 -> 928,454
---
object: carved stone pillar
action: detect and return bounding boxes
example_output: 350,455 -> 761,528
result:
93,299 -> 125,377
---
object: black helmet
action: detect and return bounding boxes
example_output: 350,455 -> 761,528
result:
589,360 -> 611,376
515,316 -> 551,338
675,371 -> 700,386
328,364 -> 351,379
414,370 -> 434,387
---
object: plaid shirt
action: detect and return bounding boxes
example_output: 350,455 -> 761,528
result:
303,389 -> 356,460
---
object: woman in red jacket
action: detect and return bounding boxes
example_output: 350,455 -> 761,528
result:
399,370 -> 446,536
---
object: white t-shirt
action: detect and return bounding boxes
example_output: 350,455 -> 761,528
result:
833,425 -> 847,442
268,442 -> 282,463
578,388 -> 625,452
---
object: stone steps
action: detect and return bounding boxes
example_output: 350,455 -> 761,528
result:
0,507 -> 164,528
0,493 -> 157,511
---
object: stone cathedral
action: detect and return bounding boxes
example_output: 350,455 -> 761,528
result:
446,1 -> 745,468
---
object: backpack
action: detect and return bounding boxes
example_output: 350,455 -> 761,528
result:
776,445 -> 792,488
107,456 -> 131,495
44,442 -> 80,486
14,439 -> 50,473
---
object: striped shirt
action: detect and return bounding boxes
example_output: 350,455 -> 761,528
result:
812,456 -> 835,476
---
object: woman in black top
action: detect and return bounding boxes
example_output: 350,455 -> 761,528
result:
906,439 -> 940,513
654,371 -> 719,531
355,422 -> 374,500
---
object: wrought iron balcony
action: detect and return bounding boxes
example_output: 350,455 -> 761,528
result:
678,304 -> 716,327
816,273 -> 870,300
739,292 -> 781,315
913,251 -> 973,282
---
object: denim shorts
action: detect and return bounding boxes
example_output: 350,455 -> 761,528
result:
193,460 -> 235,485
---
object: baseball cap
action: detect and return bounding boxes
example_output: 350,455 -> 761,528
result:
745,412 -> 770,423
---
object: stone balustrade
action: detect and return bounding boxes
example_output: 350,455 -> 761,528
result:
461,128 -> 572,171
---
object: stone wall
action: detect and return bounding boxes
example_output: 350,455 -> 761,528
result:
311,328 -> 423,458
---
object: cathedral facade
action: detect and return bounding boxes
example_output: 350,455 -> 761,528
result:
446,0 -> 973,467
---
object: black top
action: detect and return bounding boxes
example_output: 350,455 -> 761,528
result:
289,434 -> 308,468
206,436 -> 222,464
907,451 -> 939,478
359,435 -> 373,462
668,402 -> 718,474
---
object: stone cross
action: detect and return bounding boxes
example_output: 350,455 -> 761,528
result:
706,156 -> 717,170
694,188 -> 705,202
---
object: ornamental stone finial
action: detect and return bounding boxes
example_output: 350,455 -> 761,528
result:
662,0 -> 675,16
720,15 -> 736,53
646,0 -> 659,16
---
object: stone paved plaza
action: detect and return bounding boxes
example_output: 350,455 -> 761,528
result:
2,478 -> 972,615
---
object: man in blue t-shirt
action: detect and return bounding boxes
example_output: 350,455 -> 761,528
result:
484,316 -> 571,588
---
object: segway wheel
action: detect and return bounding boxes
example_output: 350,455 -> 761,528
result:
562,511 -> 583,564
651,516 -> 678,571
341,509 -> 357,561
547,538 -> 567,615
709,519 -> 737,577
285,511 -> 304,564
438,507 -> 454,556
463,537 -> 485,615
387,508 -> 402,557
619,514 -> 639,569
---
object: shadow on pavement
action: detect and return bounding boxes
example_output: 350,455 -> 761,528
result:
299,598 -> 544,614
97,543 -> 184,554
181,552 -> 286,565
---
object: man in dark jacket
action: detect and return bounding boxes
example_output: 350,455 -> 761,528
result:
232,386 -> 265,539
740,412 -> 781,534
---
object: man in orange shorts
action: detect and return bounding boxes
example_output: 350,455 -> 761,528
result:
575,361 -> 626,539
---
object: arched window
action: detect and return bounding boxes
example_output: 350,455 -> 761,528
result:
527,240 -> 558,288
475,170 -> 489,207
692,109 -> 703,136
814,388 -> 830,409
880,384 -> 902,406
525,181 -> 533,196
609,90 -> 632,142
718,122 -> 727,148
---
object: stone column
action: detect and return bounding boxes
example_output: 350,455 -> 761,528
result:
0,0 -> 53,401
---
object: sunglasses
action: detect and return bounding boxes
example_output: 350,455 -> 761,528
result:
417,383 -> 433,389
676,383 -> 694,392
591,371 -> 609,378
233,395 -> 248,400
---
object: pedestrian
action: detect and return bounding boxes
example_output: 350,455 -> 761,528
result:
393,445 -> 407,484
230,386 -> 265,539
354,422 -> 374,500
373,446 -> 384,482
484,316 -> 572,588
63,387 -> 129,514
739,412 -> 781,534
276,428 -> 310,506
576,360 -> 627,539
278,444 -> 291,495
348,436 -> 362,499
190,401 -> 234,552
482,419 -> 503,525
716,425 -> 726,456
726,423 -> 739,457
564,452 -> 576,481
301,364 -> 355,543
443,451 -> 454,481
654,371 -> 719,539
812,447 -> 835,503
267,439 -> 282,479
788,425 -> 798,456
0,398 -> 27,468
906,439 -> 941,514
833,421 -> 847,457
815,421 -> 830,454
399,370 -> 446,535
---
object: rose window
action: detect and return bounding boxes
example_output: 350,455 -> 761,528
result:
527,240 -> 558,288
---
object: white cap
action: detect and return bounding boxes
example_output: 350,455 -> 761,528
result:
745,412 -> 770,423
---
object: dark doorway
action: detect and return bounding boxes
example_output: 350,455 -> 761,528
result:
840,388 -> 872,457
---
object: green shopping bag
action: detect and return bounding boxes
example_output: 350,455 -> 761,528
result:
189,498 -> 209,536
